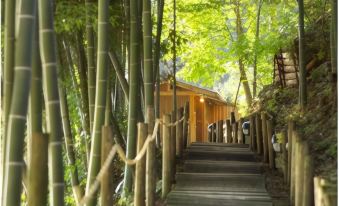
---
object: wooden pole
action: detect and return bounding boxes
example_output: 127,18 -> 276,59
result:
101,126 -> 114,206
226,119 -> 232,143
302,142 -> 314,206
261,112 -> 268,163
290,125 -> 296,205
232,123 -> 238,143
266,119 -> 275,169
281,131 -> 288,183
238,118 -> 244,144
170,110 -> 176,182
183,102 -> 189,148
287,121 -> 294,185
250,116 -> 256,150
176,108 -> 183,157
216,121 -> 220,143
28,133 -> 48,206
146,107 -> 155,206
162,114 -> 171,199
220,120 -> 224,143
255,114 -> 262,154
211,123 -> 215,142
295,136 -> 305,206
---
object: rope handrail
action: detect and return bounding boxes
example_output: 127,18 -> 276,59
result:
80,115 -> 185,205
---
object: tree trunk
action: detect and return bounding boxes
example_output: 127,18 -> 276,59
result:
331,0 -> 337,74
253,0 -> 263,98
85,0 -> 109,204
298,0 -> 307,109
109,51 -> 129,100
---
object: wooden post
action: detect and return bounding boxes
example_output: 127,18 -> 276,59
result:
266,119 -> 275,169
295,135 -> 305,206
287,121 -> 295,185
176,108 -> 183,157
238,118 -> 244,144
146,107 -> 155,206
290,126 -> 297,205
302,143 -> 314,206
281,131 -> 288,183
219,120 -> 224,143
226,119 -> 232,143
232,123 -> 238,143
212,123 -> 216,142
255,114 -> 262,154
215,121 -> 220,143
261,112 -> 268,163
162,114 -> 171,199
28,133 -> 48,206
183,102 -> 189,148
101,126 -> 114,206
250,116 -> 256,150
170,110 -> 176,182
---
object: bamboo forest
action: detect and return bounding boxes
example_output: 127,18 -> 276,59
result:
0,0 -> 337,205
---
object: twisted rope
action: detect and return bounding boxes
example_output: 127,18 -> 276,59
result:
80,115 -> 185,205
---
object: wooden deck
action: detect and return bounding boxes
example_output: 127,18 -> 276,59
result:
166,142 -> 273,206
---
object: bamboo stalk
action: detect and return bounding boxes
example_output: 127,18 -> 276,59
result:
266,119 -> 275,169
261,112 -> 268,163
302,143 -> 314,206
255,114 -> 262,154
59,86 -> 84,205
146,107 -> 155,206
176,108 -> 184,157
162,114 -> 171,198
109,51 -> 129,99
3,0 -> 35,205
100,126 -> 114,206
85,0 -> 109,203
232,123 -> 238,143
134,123 -> 147,206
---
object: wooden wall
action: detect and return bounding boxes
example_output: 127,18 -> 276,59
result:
159,83 -> 237,143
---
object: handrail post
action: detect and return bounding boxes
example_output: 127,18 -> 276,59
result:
232,122 -> 238,143
146,107 -> 155,206
170,110 -> 176,182
183,102 -> 189,148
266,119 -> 275,169
134,123 -> 147,206
226,119 -> 232,143
176,108 -> 183,157
162,114 -> 171,198
249,115 -> 255,149
261,112 -> 268,163
238,118 -> 244,144
255,113 -> 262,154
101,126 -> 114,206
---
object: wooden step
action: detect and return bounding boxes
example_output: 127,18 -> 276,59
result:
185,150 -> 256,162
183,160 -> 262,174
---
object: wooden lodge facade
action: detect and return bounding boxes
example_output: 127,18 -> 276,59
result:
159,80 -> 238,143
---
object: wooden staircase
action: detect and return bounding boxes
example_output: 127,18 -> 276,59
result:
166,142 -> 273,206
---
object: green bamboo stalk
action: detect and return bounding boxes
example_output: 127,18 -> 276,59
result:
27,17 -> 48,206
85,0 -> 96,133
297,0 -> 307,109
123,0 -> 141,192
109,51 -> 129,99
59,86 -> 84,205
173,0 -> 177,113
2,0 -> 36,205
84,0 -> 109,204
38,0 -> 65,204
1,0 -> 16,200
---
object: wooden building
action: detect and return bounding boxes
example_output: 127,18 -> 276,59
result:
160,80 -> 238,143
